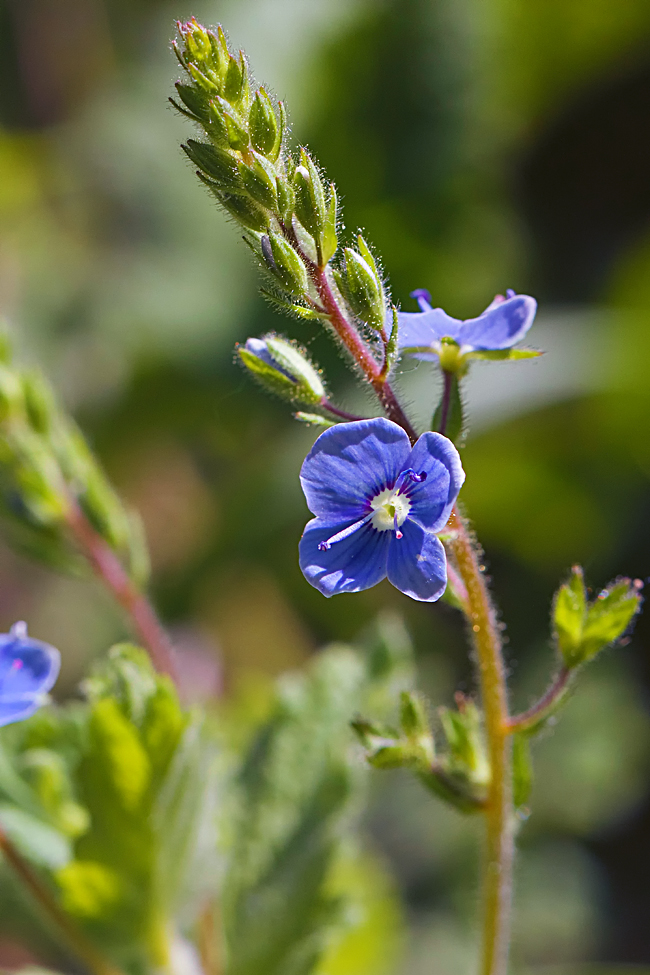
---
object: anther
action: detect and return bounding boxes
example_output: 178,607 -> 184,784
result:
318,514 -> 371,552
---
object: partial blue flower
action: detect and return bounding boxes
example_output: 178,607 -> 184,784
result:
299,418 -> 464,601
397,289 -> 537,361
0,622 -> 60,727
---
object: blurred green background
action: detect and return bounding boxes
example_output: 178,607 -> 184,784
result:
1,0 -> 650,971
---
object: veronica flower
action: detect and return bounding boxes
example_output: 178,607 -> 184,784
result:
397,288 -> 537,366
0,622 -> 60,727
299,418 -> 464,601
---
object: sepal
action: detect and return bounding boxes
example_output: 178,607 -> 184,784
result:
238,334 -> 325,405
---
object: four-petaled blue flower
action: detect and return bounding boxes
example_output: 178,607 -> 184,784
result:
0,622 -> 60,727
299,418 -> 464,601
397,288 -> 537,361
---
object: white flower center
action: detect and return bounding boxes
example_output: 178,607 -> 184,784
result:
370,487 -> 411,533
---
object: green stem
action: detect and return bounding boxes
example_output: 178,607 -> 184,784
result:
0,826 -> 123,975
507,666 -> 572,734
447,507 -> 513,975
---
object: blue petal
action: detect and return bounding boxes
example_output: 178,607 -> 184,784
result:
458,294 -> 537,351
0,628 -> 60,709
404,432 -> 465,531
300,418 -> 411,521
0,698 -> 48,728
387,521 -> 447,602
396,308 -> 463,360
299,517 -> 390,597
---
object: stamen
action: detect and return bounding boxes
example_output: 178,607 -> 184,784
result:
393,510 -> 403,540
410,288 -> 432,313
394,468 -> 428,493
506,288 -> 516,298
318,514 -> 371,551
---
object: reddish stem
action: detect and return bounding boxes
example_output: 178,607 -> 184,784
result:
309,265 -> 419,444
0,827 -> 123,975
66,502 -> 178,685
319,398 -> 365,422
506,666 -> 573,734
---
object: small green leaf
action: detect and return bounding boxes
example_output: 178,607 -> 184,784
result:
0,805 -> 71,869
249,88 -> 278,156
321,184 -> 338,265
512,734 -> 533,808
553,565 -> 587,665
581,579 -> 642,661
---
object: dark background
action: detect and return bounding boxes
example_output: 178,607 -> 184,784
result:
1,0 -> 650,970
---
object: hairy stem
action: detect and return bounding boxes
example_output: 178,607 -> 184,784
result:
319,398 -> 365,422
437,370 -> 454,437
507,666 -> 572,734
447,507 -> 513,975
308,265 -> 419,443
0,826 -> 123,975
66,501 -> 178,685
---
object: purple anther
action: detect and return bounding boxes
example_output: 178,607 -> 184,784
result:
410,288 -> 433,313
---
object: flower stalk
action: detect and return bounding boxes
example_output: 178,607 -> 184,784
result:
0,825 -> 123,975
66,500 -> 178,685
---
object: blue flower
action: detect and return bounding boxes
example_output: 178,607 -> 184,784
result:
299,418 -> 464,601
397,289 -> 537,362
0,622 -> 60,727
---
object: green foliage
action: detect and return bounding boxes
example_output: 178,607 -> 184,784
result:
220,641 -> 409,975
553,566 -> 642,667
0,340 -> 148,584
0,646 -> 217,973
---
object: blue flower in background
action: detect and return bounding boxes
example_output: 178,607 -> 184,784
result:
299,418 -> 464,601
0,622 -> 60,727
397,288 -> 537,361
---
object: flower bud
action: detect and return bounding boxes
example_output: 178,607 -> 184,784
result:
238,153 -> 278,210
438,697 -> 489,790
292,152 -> 326,247
341,246 -> 385,330
183,140 -> 240,193
249,88 -> 279,156
238,335 -> 325,405
262,233 -> 308,296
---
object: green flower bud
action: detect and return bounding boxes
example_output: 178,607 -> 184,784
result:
173,83 -> 210,124
238,153 -> 278,210
262,233 -> 308,295
249,88 -> 278,156
183,140 -> 241,193
292,152 -> 326,250
238,334 -> 325,405
217,192 -> 269,232
342,246 -> 385,330
224,52 -> 248,107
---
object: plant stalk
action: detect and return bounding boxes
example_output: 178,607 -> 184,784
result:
447,506 -> 513,975
507,666 -> 572,734
437,369 -> 454,437
0,825 -> 123,975
308,265 -> 419,443
66,501 -> 179,685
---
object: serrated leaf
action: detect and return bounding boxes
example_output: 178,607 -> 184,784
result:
581,580 -> 642,661
222,646 -> 388,975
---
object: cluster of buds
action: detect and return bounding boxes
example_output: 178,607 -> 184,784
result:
173,20 -> 389,341
353,690 -> 489,813
0,335 -> 148,583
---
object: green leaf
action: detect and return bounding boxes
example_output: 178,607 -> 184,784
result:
553,565 -> 587,665
553,568 -> 641,666
512,734 -> 533,808
581,579 -> 642,661
222,645 -> 395,975
0,805 -> 71,870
